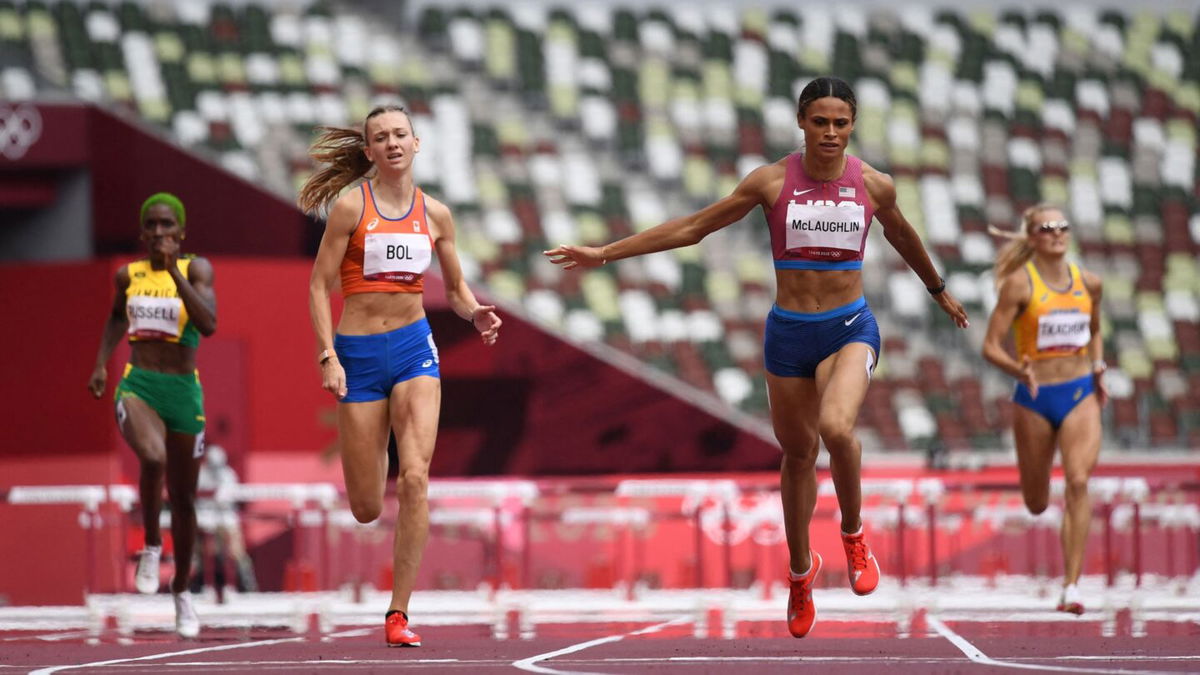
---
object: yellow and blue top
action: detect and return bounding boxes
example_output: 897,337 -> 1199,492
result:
1013,261 -> 1092,361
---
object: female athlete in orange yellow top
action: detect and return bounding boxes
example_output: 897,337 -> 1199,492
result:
300,105 -> 501,647
982,204 -> 1106,614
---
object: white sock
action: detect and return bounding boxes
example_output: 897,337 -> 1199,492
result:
145,544 -> 162,553
789,562 -> 812,580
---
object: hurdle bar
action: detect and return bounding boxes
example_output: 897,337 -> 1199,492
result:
615,479 -> 739,588
4,485 -> 110,595
428,480 -> 539,594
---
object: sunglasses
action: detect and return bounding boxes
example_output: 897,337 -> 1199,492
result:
1036,220 -> 1070,234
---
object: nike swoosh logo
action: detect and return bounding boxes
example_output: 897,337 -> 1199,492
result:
792,188 -> 815,196
844,313 -> 862,326
366,218 -> 379,231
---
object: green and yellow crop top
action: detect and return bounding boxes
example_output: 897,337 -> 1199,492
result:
125,257 -> 200,348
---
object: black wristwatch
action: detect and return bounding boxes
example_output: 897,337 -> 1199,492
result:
926,277 -> 946,295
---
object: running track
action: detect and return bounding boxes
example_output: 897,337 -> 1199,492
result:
4,584 -> 1199,674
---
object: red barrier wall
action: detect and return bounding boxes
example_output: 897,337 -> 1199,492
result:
0,255 -> 781,602
0,256 -> 780,477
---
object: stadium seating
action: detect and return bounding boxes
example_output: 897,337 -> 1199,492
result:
2,1 -> 1196,451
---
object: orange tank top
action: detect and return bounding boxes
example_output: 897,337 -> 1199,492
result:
340,182 -> 434,296
1012,261 -> 1093,361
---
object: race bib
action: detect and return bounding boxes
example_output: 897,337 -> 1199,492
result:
784,201 -> 866,260
1036,311 -> 1091,352
363,232 -> 432,281
127,295 -> 181,338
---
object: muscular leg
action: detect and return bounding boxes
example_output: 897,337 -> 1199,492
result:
1057,396 -> 1101,586
766,372 -> 820,574
116,396 -> 167,547
1012,406 -> 1057,516
338,399 -> 392,523
813,343 -> 873,532
164,430 -> 202,593
387,376 -> 440,614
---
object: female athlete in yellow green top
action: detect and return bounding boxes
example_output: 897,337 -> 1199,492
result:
88,192 -> 216,638
982,204 -> 1105,615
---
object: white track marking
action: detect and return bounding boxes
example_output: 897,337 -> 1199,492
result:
928,615 -> 1175,675
1,630 -> 92,642
512,618 -> 688,675
28,637 -> 303,674
155,659 -> 463,666
323,628 -> 373,639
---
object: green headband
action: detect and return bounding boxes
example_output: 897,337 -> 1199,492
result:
140,192 -> 186,228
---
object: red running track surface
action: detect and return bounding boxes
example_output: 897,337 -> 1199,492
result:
5,614 -> 1199,674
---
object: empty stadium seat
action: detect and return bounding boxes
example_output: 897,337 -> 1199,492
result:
5,0 -> 1195,451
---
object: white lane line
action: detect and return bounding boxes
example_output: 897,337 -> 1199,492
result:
576,655 -> 1200,664
323,628 -> 374,639
2,630 -> 93,642
512,618 -> 688,675
928,615 -> 1174,675
141,659 -> 465,666
28,637 -> 303,675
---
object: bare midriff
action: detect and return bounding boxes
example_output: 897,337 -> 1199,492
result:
129,341 -> 196,374
774,268 -> 863,313
1030,351 -> 1091,385
338,292 -> 426,335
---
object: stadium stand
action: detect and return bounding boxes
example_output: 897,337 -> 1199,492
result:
1,0 -> 1196,452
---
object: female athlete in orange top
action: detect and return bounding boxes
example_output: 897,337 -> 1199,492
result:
300,105 -> 501,647
982,204 -> 1106,614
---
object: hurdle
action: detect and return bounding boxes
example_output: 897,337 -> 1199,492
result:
3,485 -> 109,596
614,479 -> 739,589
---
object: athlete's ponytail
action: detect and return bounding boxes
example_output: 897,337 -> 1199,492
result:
297,105 -> 413,215
990,203 -> 1058,285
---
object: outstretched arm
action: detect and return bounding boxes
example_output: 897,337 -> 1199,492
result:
1082,269 -> 1107,406
982,272 -> 1038,397
867,168 -> 969,328
308,193 -> 359,399
543,165 -> 773,269
428,198 -> 501,345
89,267 -> 131,398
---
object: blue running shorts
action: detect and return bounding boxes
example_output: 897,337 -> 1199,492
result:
764,296 -> 881,378
334,317 -> 441,403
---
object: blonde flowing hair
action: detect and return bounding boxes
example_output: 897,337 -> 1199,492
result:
297,105 -> 413,215
988,203 -> 1060,285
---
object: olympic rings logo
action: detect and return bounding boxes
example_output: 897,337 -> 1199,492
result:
0,103 -> 43,160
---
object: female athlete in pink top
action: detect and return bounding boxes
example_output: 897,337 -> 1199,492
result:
547,76 -> 967,638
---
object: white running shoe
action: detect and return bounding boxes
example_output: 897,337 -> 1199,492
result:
174,592 -> 200,638
134,546 -> 162,594
1056,583 -> 1084,615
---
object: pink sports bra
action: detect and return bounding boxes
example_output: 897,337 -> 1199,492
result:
765,153 -> 875,270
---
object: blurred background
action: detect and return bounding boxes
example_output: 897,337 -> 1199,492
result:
0,0 -> 1197,615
